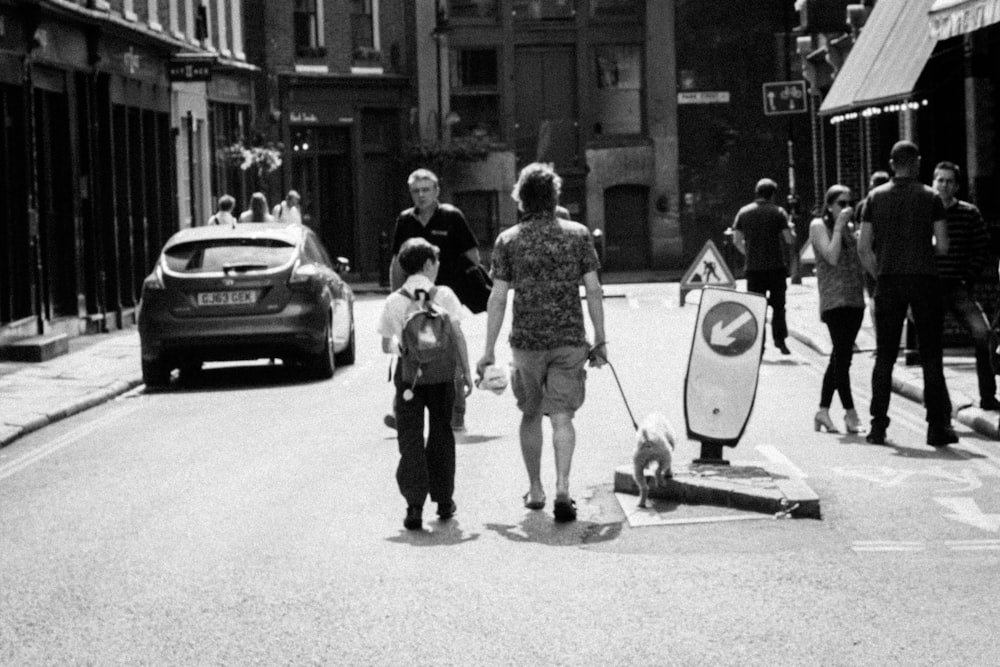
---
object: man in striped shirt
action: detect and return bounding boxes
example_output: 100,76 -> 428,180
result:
933,161 -> 999,411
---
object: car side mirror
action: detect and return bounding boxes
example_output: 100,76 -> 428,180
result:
334,257 -> 351,274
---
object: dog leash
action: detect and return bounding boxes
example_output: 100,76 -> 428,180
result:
590,343 -> 638,431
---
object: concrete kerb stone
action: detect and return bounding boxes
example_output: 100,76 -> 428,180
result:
0,378 -> 143,449
613,463 -> 821,519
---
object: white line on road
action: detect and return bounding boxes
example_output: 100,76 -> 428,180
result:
851,541 -> 925,552
0,402 -> 143,483
756,444 -> 808,479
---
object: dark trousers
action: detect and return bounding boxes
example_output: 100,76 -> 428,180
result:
394,375 -> 456,509
746,268 -> 788,344
871,275 -> 952,428
941,282 -> 996,402
820,307 -> 865,410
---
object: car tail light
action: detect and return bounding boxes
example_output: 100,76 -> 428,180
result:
142,265 -> 165,291
289,262 -> 318,286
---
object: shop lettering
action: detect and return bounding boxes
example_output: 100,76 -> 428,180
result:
930,0 -> 1000,41
290,112 -> 319,123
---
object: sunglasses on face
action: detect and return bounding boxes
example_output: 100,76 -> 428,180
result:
834,199 -> 854,207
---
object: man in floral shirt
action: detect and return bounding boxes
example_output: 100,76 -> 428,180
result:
477,163 -> 607,523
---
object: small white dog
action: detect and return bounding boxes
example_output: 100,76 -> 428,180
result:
633,413 -> 677,508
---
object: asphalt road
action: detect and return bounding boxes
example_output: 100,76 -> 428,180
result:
2,284 -> 999,665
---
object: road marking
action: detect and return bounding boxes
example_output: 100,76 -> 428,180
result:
832,465 -> 984,493
935,497 -> 1000,532
0,402 -> 143,483
756,444 -> 807,479
945,539 -> 1000,551
851,540 -> 925,552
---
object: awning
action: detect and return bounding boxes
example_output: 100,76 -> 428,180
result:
929,0 -> 1000,40
819,0 -> 937,117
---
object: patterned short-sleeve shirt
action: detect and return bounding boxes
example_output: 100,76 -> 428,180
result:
491,213 -> 601,350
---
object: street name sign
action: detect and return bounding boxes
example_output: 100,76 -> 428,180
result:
679,240 -> 736,306
684,287 -> 767,447
762,80 -> 807,116
677,91 -> 731,105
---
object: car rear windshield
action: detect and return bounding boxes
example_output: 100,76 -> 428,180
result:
163,238 -> 296,274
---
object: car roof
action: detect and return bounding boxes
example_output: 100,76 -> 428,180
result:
162,223 -> 307,251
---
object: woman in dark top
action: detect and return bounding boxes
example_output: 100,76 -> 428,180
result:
809,184 -> 866,434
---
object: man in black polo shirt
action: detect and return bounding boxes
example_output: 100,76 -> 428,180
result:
731,178 -> 796,354
933,160 -> 998,410
858,141 -> 956,447
387,169 -> 481,432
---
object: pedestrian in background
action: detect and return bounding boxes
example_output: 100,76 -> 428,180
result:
208,194 -> 238,226
239,192 -> 274,222
477,162 -> 607,523
858,140 -> 956,447
932,160 -> 999,411
377,238 -> 471,531
386,168 -> 481,433
810,184 -> 866,434
731,178 -> 796,354
273,190 -> 302,224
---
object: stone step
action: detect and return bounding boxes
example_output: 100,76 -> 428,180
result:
0,333 -> 70,362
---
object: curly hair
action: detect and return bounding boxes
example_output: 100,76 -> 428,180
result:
512,162 -> 562,215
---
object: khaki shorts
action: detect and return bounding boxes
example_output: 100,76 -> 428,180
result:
511,345 -> 588,417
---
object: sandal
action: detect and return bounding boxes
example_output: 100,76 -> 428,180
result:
553,497 -> 577,523
523,492 -> 546,511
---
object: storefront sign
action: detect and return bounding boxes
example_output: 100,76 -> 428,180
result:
929,0 -> 1000,40
290,111 -> 319,123
168,56 -> 214,82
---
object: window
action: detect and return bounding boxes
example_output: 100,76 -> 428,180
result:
352,0 -> 381,69
450,48 -> 500,140
593,45 -> 642,135
294,0 -> 324,54
512,0 -> 575,21
589,0 -> 642,21
447,0 -> 499,21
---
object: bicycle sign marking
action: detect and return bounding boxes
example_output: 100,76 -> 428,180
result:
832,465 -> 989,494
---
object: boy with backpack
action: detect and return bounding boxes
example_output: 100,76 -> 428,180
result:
377,238 -> 472,531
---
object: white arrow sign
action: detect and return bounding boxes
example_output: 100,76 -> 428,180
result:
710,312 -> 753,347
935,497 -> 1000,532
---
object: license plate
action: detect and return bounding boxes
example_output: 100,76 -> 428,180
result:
196,290 -> 259,306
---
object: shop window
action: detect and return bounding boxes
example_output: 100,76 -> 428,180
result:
512,0 -> 575,21
447,0 -> 499,21
294,0 -> 326,57
593,45 -> 642,136
589,0 -> 642,21
450,48 -> 501,140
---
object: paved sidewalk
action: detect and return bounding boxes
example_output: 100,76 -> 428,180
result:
2,277 -> 996,450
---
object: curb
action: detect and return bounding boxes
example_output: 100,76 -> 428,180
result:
789,325 -> 998,440
0,378 -> 143,448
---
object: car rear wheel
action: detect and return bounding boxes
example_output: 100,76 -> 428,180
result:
142,357 -> 171,388
311,312 -> 335,379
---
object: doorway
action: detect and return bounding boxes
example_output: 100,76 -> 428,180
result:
603,184 -> 649,271
514,46 -> 577,168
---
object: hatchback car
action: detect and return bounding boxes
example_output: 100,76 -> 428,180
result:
138,223 -> 354,386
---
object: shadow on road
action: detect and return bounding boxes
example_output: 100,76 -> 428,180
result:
387,521 -> 482,547
484,515 -> 622,547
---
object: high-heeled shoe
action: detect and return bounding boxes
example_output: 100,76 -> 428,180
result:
814,408 -> 839,433
844,409 -> 861,434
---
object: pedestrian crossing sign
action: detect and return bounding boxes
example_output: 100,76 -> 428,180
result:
679,240 -> 736,306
